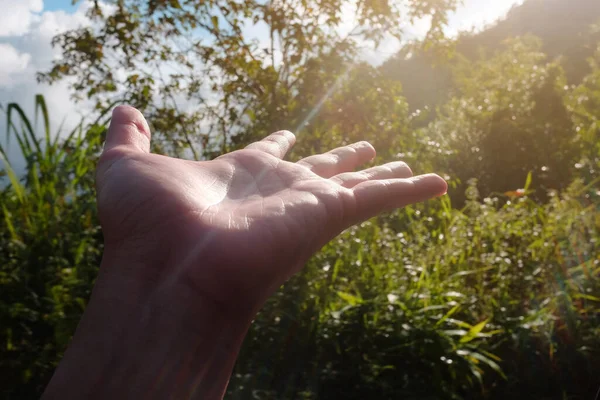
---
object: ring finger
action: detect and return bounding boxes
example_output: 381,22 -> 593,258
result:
331,161 -> 413,188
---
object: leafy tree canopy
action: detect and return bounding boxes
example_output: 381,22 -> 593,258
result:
39,0 -> 458,158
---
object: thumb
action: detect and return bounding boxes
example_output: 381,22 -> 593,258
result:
103,105 -> 151,155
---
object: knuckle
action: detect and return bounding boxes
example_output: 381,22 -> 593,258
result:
275,130 -> 295,139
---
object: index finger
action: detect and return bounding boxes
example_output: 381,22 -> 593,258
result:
244,130 -> 296,159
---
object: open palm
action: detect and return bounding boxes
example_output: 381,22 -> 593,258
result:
96,106 -> 447,311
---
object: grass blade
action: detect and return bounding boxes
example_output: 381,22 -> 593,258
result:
7,103 -> 43,156
460,319 -> 489,343
0,143 -> 24,203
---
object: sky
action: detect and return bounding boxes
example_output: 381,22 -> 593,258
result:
44,0 -> 78,12
0,0 -> 523,167
449,0 -> 525,34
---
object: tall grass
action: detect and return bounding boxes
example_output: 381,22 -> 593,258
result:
0,96 -> 107,398
231,180 -> 600,399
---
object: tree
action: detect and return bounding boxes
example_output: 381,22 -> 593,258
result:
380,0 -> 600,115
39,0 -> 458,158
567,41 -> 600,183
423,36 -> 577,201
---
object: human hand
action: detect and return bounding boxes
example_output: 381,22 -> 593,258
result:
95,106 -> 447,314
43,105 -> 446,399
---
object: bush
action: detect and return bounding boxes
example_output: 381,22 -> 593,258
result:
424,37 -> 579,203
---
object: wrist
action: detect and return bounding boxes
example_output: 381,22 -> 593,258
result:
43,253 -> 253,400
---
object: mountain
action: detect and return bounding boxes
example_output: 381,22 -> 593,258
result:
381,0 -> 600,111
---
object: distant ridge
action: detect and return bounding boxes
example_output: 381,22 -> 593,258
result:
381,0 -> 600,111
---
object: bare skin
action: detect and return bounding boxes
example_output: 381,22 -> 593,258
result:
42,105 -> 447,399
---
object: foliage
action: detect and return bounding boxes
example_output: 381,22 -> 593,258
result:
229,177 -> 600,400
39,0 -> 458,157
424,37 -> 577,202
567,43 -> 600,183
381,0 -> 600,114
0,97 -> 106,398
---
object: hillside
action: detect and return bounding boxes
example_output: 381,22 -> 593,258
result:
381,0 -> 600,111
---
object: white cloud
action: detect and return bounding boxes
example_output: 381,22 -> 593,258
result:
447,0 -> 524,35
0,2 -> 100,108
357,0 -> 523,65
0,2 -> 94,172
0,0 -> 43,37
0,44 -> 31,86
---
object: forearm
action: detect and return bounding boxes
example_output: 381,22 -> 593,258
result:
42,255 -> 252,400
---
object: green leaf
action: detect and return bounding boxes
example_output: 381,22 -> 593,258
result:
337,291 -> 363,306
436,304 -> 461,326
524,171 -> 532,191
460,319 -> 489,343
0,144 -> 25,203
34,94 -> 51,154
7,102 -> 42,156
2,205 -> 19,240
465,350 -> 506,379
331,258 -> 343,283
575,294 -> 600,302
445,318 -> 474,329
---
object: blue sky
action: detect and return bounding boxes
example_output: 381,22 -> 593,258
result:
43,0 -> 78,12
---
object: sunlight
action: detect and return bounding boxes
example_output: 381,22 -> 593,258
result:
448,0 -> 525,35
294,65 -> 354,135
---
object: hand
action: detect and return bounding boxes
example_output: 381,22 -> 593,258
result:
95,105 -> 447,314
43,105 -> 446,399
